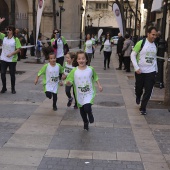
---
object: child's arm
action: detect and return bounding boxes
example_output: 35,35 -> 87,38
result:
96,80 -> 103,92
65,80 -> 72,86
34,76 -> 39,85
62,74 -> 67,80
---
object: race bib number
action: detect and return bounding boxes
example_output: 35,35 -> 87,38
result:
65,67 -> 72,74
78,85 -> 91,94
86,44 -> 92,49
145,57 -> 154,65
50,76 -> 59,82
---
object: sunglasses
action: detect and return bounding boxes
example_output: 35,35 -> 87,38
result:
7,28 -> 12,31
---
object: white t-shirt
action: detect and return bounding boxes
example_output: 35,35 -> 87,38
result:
132,39 -> 157,73
85,40 -> 93,53
64,62 -> 74,76
104,40 -> 112,52
66,66 -> 98,107
38,63 -> 63,93
56,38 -> 64,58
1,37 -> 16,62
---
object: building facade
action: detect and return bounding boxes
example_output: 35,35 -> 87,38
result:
0,0 -> 86,48
85,0 -> 147,37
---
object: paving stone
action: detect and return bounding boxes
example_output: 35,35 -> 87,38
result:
0,164 -> 37,170
0,122 -> 21,133
37,158 -> 144,170
143,162 -> 169,170
4,134 -> 53,149
153,129 -> 170,154
145,109 -> 170,125
49,126 -> 138,152
0,148 -> 45,166
0,104 -> 38,119
0,133 -> 14,148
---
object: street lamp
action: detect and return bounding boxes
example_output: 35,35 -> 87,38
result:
87,14 -> 90,27
79,6 -> 84,49
58,0 -> 64,34
155,0 -> 168,89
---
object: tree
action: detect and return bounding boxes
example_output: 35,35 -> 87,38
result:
164,24 -> 170,106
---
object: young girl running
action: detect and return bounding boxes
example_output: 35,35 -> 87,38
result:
35,52 -> 63,111
66,51 -> 103,131
62,52 -> 77,109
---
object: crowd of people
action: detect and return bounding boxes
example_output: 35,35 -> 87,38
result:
0,16 -> 159,129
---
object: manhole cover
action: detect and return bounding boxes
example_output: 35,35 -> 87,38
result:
98,101 -> 121,107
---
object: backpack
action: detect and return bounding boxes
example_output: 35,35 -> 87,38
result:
139,38 -> 146,52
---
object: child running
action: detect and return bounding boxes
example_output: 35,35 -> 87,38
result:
66,51 -> 103,131
34,52 -> 63,111
62,52 -> 77,109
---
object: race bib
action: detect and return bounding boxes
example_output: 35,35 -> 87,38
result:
144,56 -> 155,65
50,76 -> 59,82
78,85 -> 91,94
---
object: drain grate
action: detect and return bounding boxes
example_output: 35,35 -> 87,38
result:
98,101 -> 121,107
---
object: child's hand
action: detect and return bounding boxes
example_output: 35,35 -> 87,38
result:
66,81 -> 72,86
98,85 -> 103,92
34,77 -> 39,85
62,74 -> 67,80
59,80 -> 63,86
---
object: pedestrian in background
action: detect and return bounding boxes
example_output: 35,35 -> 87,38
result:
122,34 -> 134,72
84,34 -> 95,66
100,32 -> 114,70
131,27 -> 158,115
116,33 -> 125,70
36,34 -> 42,59
34,52 -> 63,111
0,18 -> 21,94
66,51 -> 103,131
30,30 -> 35,56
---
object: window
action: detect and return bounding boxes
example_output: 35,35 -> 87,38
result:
96,3 -> 108,10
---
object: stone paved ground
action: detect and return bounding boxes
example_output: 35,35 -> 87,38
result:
0,47 -> 169,170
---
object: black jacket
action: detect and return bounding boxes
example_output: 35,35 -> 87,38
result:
117,36 -> 125,54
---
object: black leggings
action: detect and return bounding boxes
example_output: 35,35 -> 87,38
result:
80,103 -> 94,124
45,91 -> 57,107
103,51 -> 111,68
1,60 -> 16,90
56,56 -> 64,80
65,85 -> 77,105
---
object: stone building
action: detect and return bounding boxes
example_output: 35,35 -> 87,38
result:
0,0 -> 86,48
85,0 -> 147,37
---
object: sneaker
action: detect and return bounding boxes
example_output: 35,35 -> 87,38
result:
139,108 -> 146,115
136,97 -> 141,105
84,122 -> 89,131
53,106 -> 57,111
1,88 -> 7,93
11,89 -> 16,94
67,97 -> 73,107
74,104 -> 78,109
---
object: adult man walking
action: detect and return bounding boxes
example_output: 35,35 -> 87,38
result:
131,27 -> 158,115
116,33 -> 124,70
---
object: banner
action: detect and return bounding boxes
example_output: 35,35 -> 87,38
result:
36,0 -> 45,46
98,29 -> 103,40
113,3 -> 124,36
151,0 -> 163,12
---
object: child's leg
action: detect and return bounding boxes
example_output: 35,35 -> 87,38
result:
80,106 -> 89,130
52,93 -> 58,109
72,86 -> 77,108
65,85 -> 73,107
65,85 -> 72,99
45,91 -> 52,99
84,103 -> 94,123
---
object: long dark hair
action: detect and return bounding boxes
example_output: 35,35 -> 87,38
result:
103,32 -> 111,43
6,25 -> 16,37
72,51 -> 89,67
